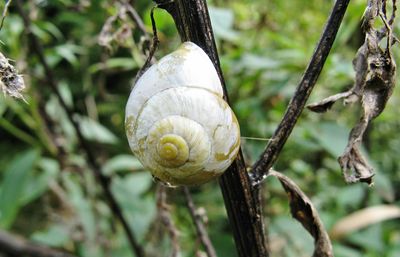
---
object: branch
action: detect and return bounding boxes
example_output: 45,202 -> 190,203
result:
0,230 -> 77,257
14,1 -> 145,256
251,0 -> 351,183
156,185 -> 180,257
183,187 -> 217,257
0,0 -> 12,32
153,1 -> 268,256
122,1 -> 148,36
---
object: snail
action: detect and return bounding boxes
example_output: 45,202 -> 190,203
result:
125,42 -> 240,186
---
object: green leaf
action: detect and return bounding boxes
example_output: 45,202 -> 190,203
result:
58,81 -> 74,108
0,150 -> 39,228
271,216 -> 314,256
238,54 -> 282,71
0,94 -> 8,116
62,173 -> 97,241
31,23 -> 52,42
209,7 -> 240,41
374,172 -> 395,202
103,155 -> 144,176
335,184 -> 364,209
76,115 -> 118,144
31,225 -> 70,248
112,173 -> 155,242
54,44 -> 84,67
347,224 -> 384,252
307,122 -> 348,157
20,158 -> 59,205
35,21 -> 64,41
45,96 -> 76,149
89,58 -> 138,73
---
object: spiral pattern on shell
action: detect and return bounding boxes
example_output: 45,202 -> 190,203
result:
125,42 -> 240,186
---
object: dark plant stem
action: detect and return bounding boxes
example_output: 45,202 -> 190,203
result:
183,187 -> 217,257
15,1 -> 144,257
251,0 -> 351,183
153,1 -> 269,256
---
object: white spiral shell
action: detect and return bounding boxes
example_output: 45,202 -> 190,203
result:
125,42 -> 240,186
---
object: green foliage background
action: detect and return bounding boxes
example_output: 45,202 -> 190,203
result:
0,0 -> 399,256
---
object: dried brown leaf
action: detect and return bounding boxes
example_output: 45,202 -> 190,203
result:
307,91 -> 354,113
0,52 -> 26,101
268,170 -> 334,257
330,205 -> 400,240
307,0 -> 397,185
98,4 -> 135,52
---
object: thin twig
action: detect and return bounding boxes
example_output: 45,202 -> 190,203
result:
383,0 -> 388,19
0,0 -> 12,32
142,6 -> 160,70
122,1 -> 148,35
389,0 -> 397,25
0,230 -> 77,257
183,187 -> 217,257
157,185 -> 180,257
133,4 -> 160,83
251,0 -> 351,184
14,1 -> 144,256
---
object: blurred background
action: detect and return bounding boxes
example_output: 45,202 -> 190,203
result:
0,0 -> 399,256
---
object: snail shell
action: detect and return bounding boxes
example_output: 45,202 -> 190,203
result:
125,42 -> 240,186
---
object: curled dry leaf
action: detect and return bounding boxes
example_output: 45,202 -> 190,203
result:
330,205 -> 400,240
307,0 -> 397,184
268,170 -> 333,257
0,52 -> 26,101
98,4 -> 134,51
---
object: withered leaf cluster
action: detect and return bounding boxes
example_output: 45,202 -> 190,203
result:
307,0 -> 397,185
0,52 -> 26,101
98,2 -> 148,53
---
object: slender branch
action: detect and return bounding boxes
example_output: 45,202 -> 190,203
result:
0,0 -> 12,32
122,1 -> 148,36
251,0 -> 351,183
153,1 -> 269,256
135,5 -> 159,79
389,0 -> 397,26
156,185 -> 180,257
183,187 -> 217,257
0,230 -> 77,257
14,1 -> 144,256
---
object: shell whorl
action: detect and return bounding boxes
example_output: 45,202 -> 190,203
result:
125,42 -> 240,186
156,134 -> 189,167
144,115 -> 211,173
